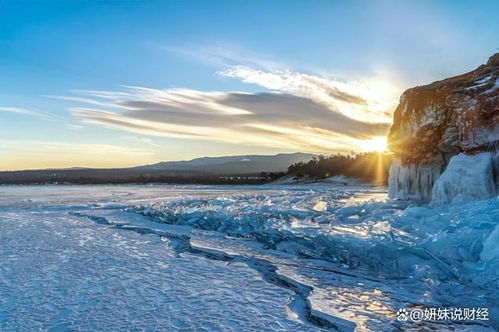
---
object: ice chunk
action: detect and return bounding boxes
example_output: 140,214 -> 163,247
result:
3,184 -> 499,330
481,223 -> 499,262
312,200 -> 327,212
431,152 -> 497,205
401,206 -> 435,219
370,221 -> 391,234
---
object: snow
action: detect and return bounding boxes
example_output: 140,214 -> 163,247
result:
475,75 -> 493,85
431,152 -> 497,205
483,78 -> 499,95
420,105 -> 442,127
272,175 -> 370,186
463,75 -> 496,91
0,184 -> 497,331
321,175 -> 370,186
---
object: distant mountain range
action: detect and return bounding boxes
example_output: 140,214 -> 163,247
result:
0,153 -> 316,184
135,153 -> 316,173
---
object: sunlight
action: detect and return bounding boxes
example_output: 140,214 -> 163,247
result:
357,136 -> 388,152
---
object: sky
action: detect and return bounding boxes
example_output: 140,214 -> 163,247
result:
0,0 -> 498,170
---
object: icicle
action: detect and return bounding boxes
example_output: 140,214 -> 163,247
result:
388,159 -> 444,202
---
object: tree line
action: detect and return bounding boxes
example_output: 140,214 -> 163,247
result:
0,153 -> 394,185
287,152 -> 394,184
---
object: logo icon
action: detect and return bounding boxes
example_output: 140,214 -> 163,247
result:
396,308 -> 408,321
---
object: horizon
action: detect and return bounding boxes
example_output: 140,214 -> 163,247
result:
1,0 -> 498,171
3,151 -> 318,172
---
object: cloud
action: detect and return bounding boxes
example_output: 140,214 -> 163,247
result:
0,106 -> 67,121
167,44 -> 400,123
68,86 -> 390,154
165,43 -> 285,71
0,107 -> 43,117
121,135 -> 160,147
55,47 -> 400,154
219,66 -> 397,123
220,66 -> 367,105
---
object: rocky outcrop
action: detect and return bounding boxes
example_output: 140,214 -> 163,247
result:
388,53 -> 499,202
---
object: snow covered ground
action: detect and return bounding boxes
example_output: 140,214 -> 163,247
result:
0,184 -> 497,331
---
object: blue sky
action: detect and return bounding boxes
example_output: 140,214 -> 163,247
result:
1,0 -> 498,170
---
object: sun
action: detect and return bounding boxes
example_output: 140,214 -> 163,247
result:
358,136 -> 388,152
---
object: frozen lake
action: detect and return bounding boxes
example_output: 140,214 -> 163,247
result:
0,184 -> 496,331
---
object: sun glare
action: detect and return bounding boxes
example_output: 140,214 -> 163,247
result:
358,136 -> 388,152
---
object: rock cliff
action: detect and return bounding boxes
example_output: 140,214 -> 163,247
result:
388,53 -> 499,202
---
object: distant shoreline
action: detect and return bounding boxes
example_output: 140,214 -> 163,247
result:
0,176 -> 383,187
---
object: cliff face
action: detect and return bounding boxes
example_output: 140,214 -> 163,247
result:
388,54 -> 499,202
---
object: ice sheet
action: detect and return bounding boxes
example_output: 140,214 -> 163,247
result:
0,184 -> 496,331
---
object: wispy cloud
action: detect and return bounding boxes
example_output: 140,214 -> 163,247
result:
0,106 -> 67,121
55,47 -> 399,154
43,95 -> 117,108
121,135 -> 160,147
0,107 -> 43,117
165,43 -> 285,71
68,86 -> 390,153
219,66 -> 397,123
167,44 -> 400,123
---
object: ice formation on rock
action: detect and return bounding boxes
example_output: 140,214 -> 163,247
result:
388,53 -> 499,202
431,152 -> 497,204
388,159 -> 443,201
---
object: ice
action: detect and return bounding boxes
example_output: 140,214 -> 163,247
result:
0,184 -> 497,331
312,200 -> 328,212
481,224 -> 499,262
390,152 -> 499,204
388,158 -> 443,201
0,208 -> 315,331
130,186 -> 497,328
432,152 -> 497,205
